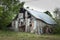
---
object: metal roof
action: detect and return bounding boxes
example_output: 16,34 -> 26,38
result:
26,9 -> 56,24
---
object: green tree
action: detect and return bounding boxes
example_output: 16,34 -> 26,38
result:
53,8 -> 60,34
0,0 -> 24,29
54,8 -> 60,19
44,11 -> 52,17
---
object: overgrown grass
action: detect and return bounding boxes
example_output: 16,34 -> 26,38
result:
0,30 -> 60,40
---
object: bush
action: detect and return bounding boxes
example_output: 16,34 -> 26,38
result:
53,19 -> 60,34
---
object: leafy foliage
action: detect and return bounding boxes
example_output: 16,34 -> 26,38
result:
52,8 -> 60,34
54,8 -> 60,19
44,11 -> 52,17
53,19 -> 60,34
0,0 -> 24,29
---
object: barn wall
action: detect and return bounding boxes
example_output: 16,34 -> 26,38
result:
37,20 -> 46,28
12,20 -> 19,31
30,17 -> 37,33
30,16 -> 47,34
35,20 -> 46,34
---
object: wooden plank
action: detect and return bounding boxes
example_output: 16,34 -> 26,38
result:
14,20 -> 19,32
25,11 -> 28,32
31,17 -> 37,33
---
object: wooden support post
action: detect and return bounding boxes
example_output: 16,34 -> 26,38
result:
27,18 -> 30,32
25,11 -> 28,32
14,20 -> 19,32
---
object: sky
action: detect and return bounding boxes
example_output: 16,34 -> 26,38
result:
20,0 -> 60,17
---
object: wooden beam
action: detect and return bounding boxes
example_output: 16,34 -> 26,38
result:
14,20 -> 19,32
25,11 -> 28,32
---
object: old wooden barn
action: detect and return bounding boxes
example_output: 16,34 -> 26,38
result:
10,8 -> 56,34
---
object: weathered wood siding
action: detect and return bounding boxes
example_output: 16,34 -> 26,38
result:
30,17 -> 37,33
14,20 -> 19,31
36,20 -> 46,34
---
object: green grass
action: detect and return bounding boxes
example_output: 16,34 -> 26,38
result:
0,30 -> 60,40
